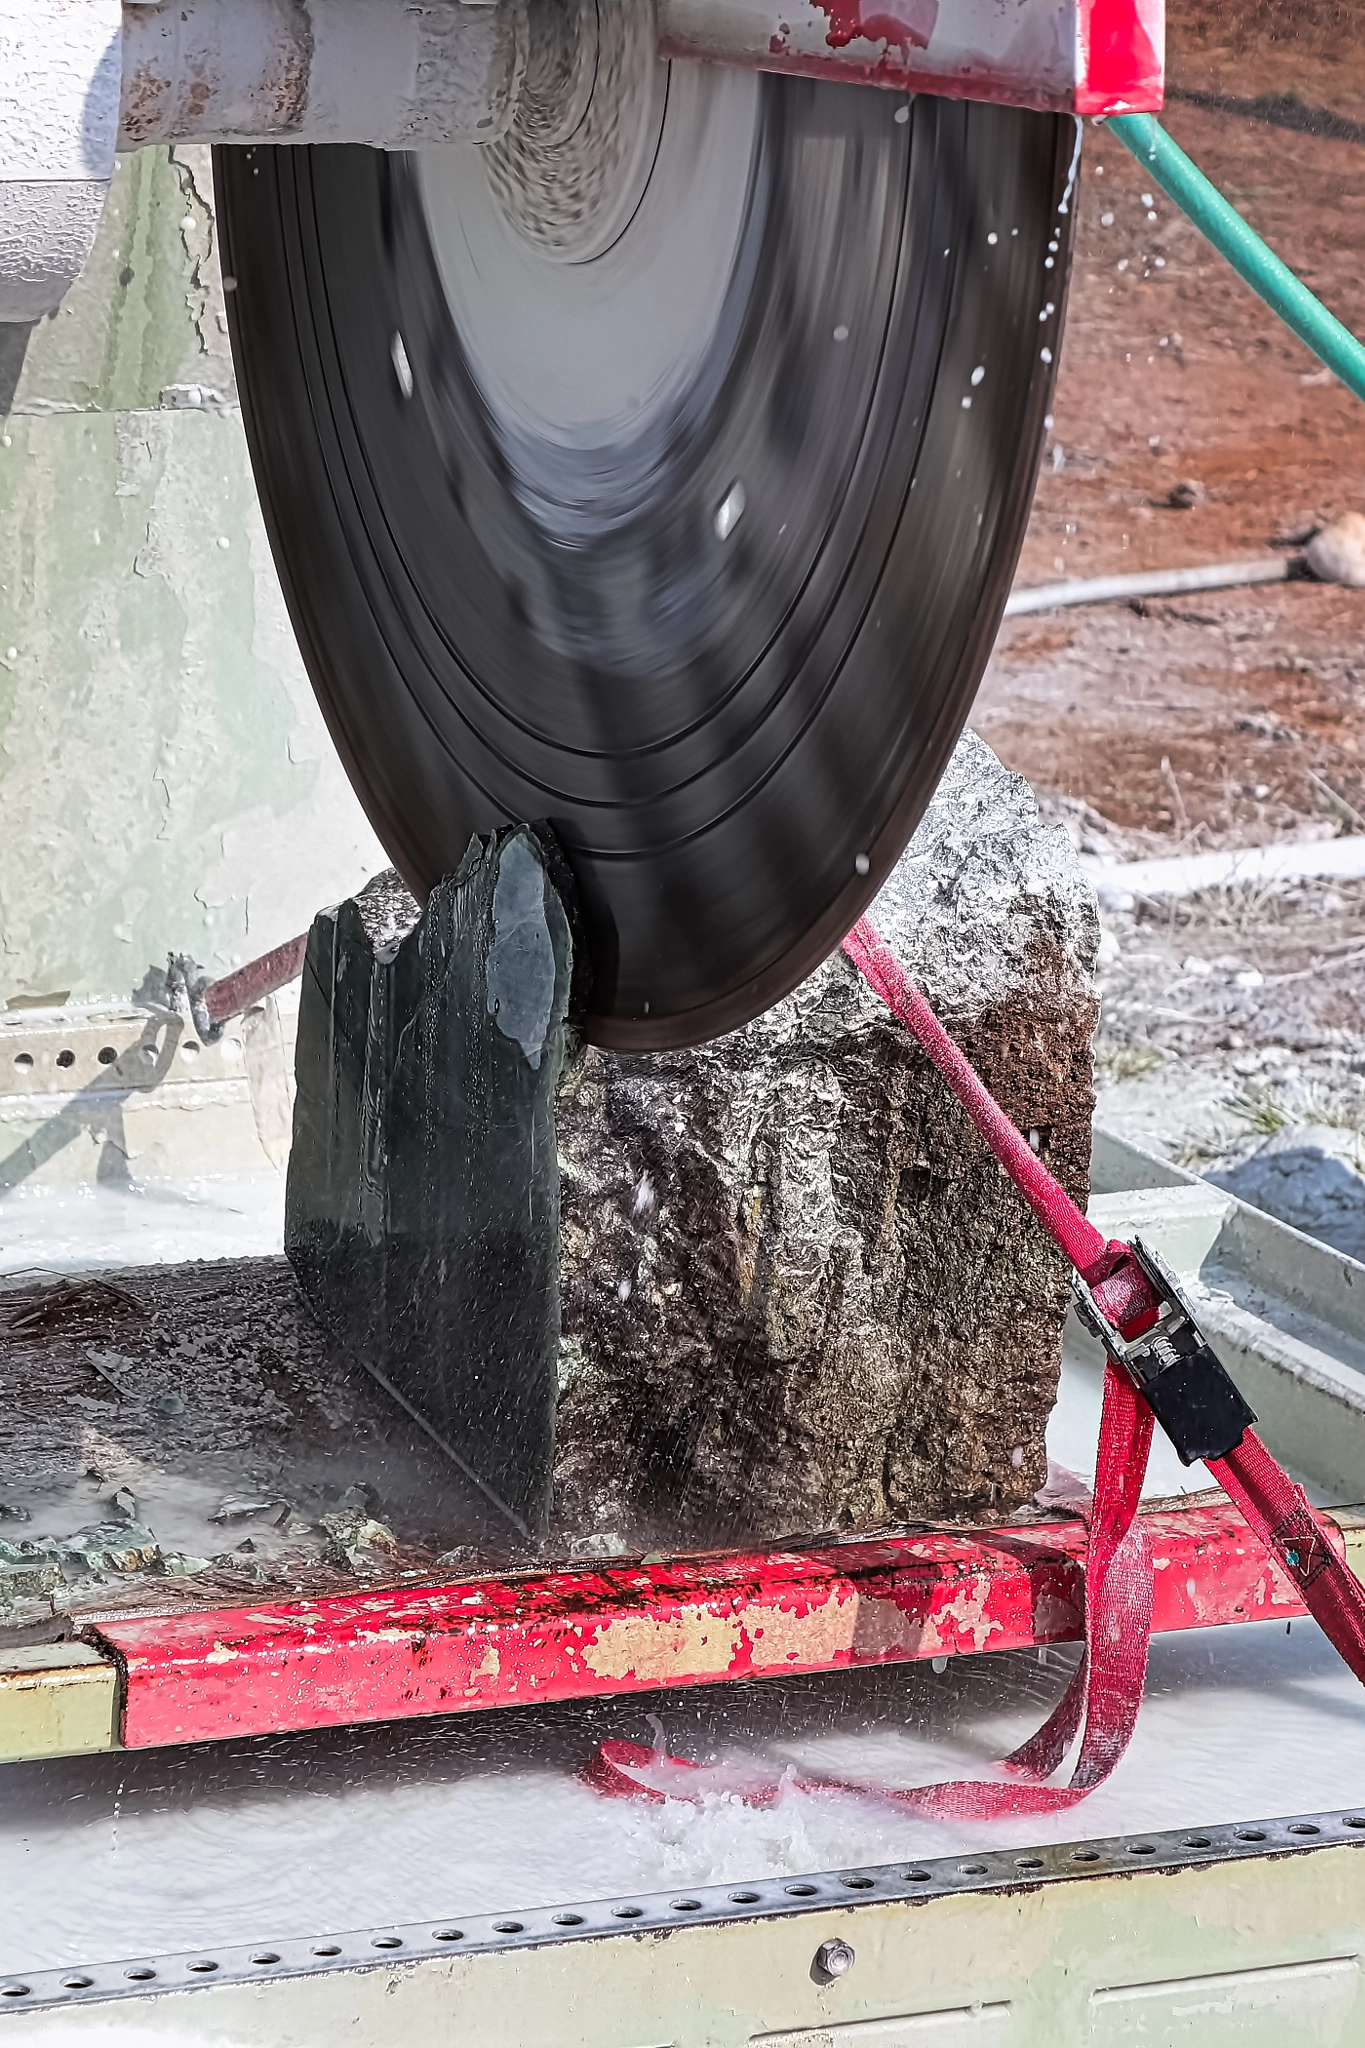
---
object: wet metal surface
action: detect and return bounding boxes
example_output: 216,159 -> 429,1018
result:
3,1806 -> 1361,2013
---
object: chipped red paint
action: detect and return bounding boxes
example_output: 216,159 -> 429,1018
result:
95,1502 -> 1315,1752
660,0 -> 1163,116
815,1 -> 939,57
659,36 -> 1079,114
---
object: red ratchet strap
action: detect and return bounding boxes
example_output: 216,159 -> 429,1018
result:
587,917 -> 1365,1812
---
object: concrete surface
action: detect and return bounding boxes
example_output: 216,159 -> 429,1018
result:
0,144 -> 386,1012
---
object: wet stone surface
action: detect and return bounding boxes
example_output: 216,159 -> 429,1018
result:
0,745 -> 1098,1633
284,738 -> 1099,1558
554,734 -> 1100,1549
285,826 -> 582,1544
0,1260 -> 499,1633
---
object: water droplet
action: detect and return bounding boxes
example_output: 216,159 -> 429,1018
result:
894,103 -> 909,124
1101,212 -> 1114,227
986,231 -> 998,245
970,366 -> 985,386
833,325 -> 850,342
931,1656 -> 948,1674
391,332 -> 414,400
714,481 -> 746,542
1040,348 -> 1053,364
961,396 -> 972,409
855,854 -> 870,877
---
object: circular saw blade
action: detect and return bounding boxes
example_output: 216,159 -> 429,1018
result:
217,66 -> 1073,1050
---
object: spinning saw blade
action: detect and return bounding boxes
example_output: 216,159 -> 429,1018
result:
217,2 -> 1073,1050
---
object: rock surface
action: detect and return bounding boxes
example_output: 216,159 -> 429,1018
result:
553,732 -> 1100,1549
282,736 -> 1099,1555
1211,1123 -> 1365,1263
1306,511 -> 1365,590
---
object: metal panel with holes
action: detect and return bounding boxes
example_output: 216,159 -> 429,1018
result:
3,1814 -> 1364,2045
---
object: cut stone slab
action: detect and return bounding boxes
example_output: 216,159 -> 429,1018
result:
553,732 -> 1100,1549
285,826 -> 583,1544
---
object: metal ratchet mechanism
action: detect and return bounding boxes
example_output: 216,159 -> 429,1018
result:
1071,1239 -> 1258,1467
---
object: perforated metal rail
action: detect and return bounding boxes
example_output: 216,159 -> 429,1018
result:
3,1809 -> 1362,2014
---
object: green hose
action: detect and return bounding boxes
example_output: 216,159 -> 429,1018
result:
1110,110 -> 1365,405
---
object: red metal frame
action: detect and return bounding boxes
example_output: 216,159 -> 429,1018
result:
656,0 -> 1164,118
1077,0 -> 1163,117
93,1501 -> 1320,1751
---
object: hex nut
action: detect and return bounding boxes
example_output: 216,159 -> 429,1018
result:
814,1939 -> 856,1982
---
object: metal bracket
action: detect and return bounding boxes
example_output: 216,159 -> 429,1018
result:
1071,1236 -> 1257,1465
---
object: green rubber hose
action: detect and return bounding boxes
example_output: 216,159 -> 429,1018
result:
1110,111 -> 1365,404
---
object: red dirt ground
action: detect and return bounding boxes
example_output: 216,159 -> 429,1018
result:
977,0 -> 1365,854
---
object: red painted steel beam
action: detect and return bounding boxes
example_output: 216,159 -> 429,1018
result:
656,0 -> 1164,118
94,1502 -> 1325,1752
202,934 -> 307,1029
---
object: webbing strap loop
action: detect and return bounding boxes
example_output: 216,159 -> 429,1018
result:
583,920 -> 1365,1813
837,917 -> 1365,1800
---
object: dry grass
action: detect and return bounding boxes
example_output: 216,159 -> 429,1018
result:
1093,1040 -> 1163,1083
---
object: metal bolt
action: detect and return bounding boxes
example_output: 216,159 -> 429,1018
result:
814,1939 -> 855,1981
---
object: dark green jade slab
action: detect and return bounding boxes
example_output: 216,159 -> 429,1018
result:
285,826 -> 583,1542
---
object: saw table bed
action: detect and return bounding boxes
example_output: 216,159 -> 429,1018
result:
2,1155 -> 1363,1757
3,1154 -> 1365,2041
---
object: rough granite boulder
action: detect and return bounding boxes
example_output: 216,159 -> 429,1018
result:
551,731 -> 1100,1549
